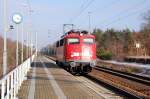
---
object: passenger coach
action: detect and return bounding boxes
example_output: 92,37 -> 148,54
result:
55,30 -> 96,74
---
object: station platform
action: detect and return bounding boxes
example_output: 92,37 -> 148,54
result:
17,56 -> 109,99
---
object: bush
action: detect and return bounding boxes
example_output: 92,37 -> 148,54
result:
97,49 -> 113,60
123,66 -> 143,73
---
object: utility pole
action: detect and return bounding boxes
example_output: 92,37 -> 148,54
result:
3,0 -> 8,75
21,22 -> 24,63
30,32 -> 32,56
26,0 -> 34,57
21,3 -> 28,63
88,12 -> 91,34
36,32 -> 38,56
29,9 -> 34,56
26,31 -> 29,58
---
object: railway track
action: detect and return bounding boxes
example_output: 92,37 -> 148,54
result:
45,55 -> 150,98
94,66 -> 150,86
84,74 -> 143,99
91,66 -> 150,99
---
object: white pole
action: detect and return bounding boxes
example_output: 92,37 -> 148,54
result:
21,23 -> 24,63
31,33 -> 32,56
3,0 -> 8,75
88,12 -> 91,34
26,32 -> 28,58
21,5 -> 25,63
16,25 -> 19,66
36,32 -> 38,56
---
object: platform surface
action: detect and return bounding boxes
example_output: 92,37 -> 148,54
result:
17,56 -> 108,99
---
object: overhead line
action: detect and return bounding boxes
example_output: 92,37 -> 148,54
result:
70,0 -> 95,23
92,0 -> 121,13
80,0 -> 89,9
96,0 -> 147,27
75,0 -> 121,29
104,5 -> 150,28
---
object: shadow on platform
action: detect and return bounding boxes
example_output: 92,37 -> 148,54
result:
31,62 -> 59,68
27,75 -> 82,84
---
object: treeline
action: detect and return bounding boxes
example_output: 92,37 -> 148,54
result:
93,28 -> 148,61
93,10 -> 150,61
0,36 -> 30,76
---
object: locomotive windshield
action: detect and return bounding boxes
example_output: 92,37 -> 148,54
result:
68,38 -> 79,44
83,38 -> 94,44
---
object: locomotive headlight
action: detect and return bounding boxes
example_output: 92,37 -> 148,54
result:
82,50 -> 92,57
71,52 -> 80,57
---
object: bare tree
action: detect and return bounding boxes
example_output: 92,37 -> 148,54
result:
141,10 -> 150,55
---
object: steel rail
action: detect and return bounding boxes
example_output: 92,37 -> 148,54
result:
94,66 -> 150,86
85,74 -> 145,99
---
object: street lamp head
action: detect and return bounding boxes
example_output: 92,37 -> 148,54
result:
12,13 -> 23,24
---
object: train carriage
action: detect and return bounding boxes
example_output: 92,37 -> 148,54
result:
55,30 -> 96,74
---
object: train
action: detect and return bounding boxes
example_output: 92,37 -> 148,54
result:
55,30 -> 96,75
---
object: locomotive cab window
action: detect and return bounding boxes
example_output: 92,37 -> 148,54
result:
83,38 -> 94,44
67,38 -> 79,44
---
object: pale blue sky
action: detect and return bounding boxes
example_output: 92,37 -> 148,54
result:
0,0 -> 150,48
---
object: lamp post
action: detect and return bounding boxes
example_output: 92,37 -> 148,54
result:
3,0 -> 8,76
12,13 -> 23,66
16,25 -> 19,66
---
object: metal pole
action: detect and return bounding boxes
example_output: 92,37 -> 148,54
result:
88,12 -> 91,34
28,31 -> 30,57
26,32 -> 28,58
21,5 -> 25,63
30,32 -> 32,56
16,25 -> 19,66
36,32 -> 38,56
21,23 -> 24,63
29,10 -> 33,57
3,0 -> 8,75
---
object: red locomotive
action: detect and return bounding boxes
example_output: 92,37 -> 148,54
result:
55,30 -> 96,74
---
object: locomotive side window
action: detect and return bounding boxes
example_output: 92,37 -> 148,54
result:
60,39 -> 64,46
83,38 -> 94,44
56,41 -> 59,47
68,38 -> 79,44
